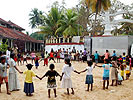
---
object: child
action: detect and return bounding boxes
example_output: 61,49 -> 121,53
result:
35,56 -> 39,69
44,51 -> 49,66
23,53 -> 27,65
60,58 -> 80,95
122,52 -> 126,63
80,61 -> 96,91
30,51 -> 36,64
49,49 -> 56,63
94,51 -> 99,64
40,64 -> 61,98
125,62 -> 130,80
118,72 -> 123,85
102,59 -> 112,90
17,52 -> 22,66
0,57 -> 10,95
79,50 -> 83,62
57,49 -> 60,63
110,57 -> 118,86
120,60 -> 125,80
23,64 -> 40,96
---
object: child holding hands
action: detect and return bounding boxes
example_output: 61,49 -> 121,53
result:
40,64 -> 61,98
23,64 -> 40,96
60,58 -> 80,95
80,61 -> 96,91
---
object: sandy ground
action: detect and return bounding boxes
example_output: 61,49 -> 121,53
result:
0,60 -> 133,100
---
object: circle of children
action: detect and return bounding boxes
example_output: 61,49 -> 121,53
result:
0,46 -> 132,98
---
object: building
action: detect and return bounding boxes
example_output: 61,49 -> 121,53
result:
0,18 -> 44,52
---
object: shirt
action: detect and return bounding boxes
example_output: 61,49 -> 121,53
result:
0,63 -> 8,77
8,58 -> 16,74
50,52 -> 54,58
44,70 -> 60,83
31,53 -> 36,58
86,66 -> 94,75
62,64 -> 74,79
125,65 -> 130,71
24,70 -> 36,83
112,53 -> 117,57
104,53 -> 110,59
102,64 -> 112,77
123,56 -> 126,62
6,50 -> 10,60
94,53 -> 99,59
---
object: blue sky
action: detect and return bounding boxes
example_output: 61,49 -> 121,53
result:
0,0 -> 132,34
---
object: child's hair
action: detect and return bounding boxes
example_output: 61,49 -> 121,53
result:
105,59 -> 109,64
96,51 -> 97,53
113,50 -> 116,53
49,64 -> 55,70
106,50 -> 109,52
126,62 -> 129,65
65,58 -> 71,67
123,52 -> 125,55
26,64 -> 33,70
87,61 -> 93,66
10,53 -> 15,59
1,57 -> 6,62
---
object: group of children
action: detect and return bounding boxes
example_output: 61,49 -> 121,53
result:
0,48 -> 132,98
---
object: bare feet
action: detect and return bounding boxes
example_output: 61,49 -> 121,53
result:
86,90 -> 89,92
55,95 -> 57,98
7,91 -> 11,95
106,87 -> 108,89
29,94 -> 33,96
71,92 -> 74,95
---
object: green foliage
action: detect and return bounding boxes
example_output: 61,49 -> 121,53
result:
29,8 -> 44,28
30,32 -> 44,40
0,40 -> 8,52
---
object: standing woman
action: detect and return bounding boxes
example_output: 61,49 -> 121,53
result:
8,54 -> 22,92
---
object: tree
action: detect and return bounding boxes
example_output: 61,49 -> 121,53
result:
0,40 -> 8,52
29,8 -> 44,28
56,9 -> 82,37
30,32 -> 44,40
85,0 -> 111,36
39,5 -> 63,38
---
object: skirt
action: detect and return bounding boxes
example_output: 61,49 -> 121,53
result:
8,73 -> 20,91
85,75 -> 93,84
121,70 -> 124,77
61,78 -> 73,88
47,82 -> 57,89
24,82 -> 34,94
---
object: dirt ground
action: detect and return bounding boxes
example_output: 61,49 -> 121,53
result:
0,60 -> 133,100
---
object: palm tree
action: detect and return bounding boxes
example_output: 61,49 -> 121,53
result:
29,8 -> 44,28
39,6 -> 63,38
56,9 -> 82,37
85,0 -> 111,35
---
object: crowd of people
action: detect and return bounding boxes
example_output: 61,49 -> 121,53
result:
0,46 -> 133,98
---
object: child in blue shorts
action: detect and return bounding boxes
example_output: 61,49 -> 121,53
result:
102,59 -> 112,90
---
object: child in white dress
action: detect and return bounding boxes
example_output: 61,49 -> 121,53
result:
60,58 -> 80,95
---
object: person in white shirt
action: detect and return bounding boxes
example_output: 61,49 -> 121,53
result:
80,61 -> 96,91
60,58 -> 80,95
6,47 -> 11,62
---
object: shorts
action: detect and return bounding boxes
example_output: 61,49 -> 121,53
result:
103,77 -> 109,80
0,76 -> 8,84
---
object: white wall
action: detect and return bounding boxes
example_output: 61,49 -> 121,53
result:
45,44 -> 84,53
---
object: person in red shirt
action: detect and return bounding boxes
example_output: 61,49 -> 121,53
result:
49,49 -> 56,63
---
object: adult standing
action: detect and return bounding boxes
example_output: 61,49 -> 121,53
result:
8,54 -> 22,92
6,47 -> 11,62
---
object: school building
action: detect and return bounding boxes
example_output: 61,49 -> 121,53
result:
0,18 -> 44,52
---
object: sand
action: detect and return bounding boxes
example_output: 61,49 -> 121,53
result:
0,60 -> 133,100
